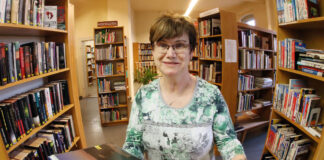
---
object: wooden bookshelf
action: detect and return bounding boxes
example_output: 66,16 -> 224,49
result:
133,42 -> 156,75
94,26 -> 129,126
0,1 -> 87,159
198,10 -> 238,122
101,119 -> 129,126
86,45 -> 96,86
264,145 -> 279,160
66,137 -> 81,152
235,22 -> 277,145
261,1 -> 324,160
0,68 -> 70,90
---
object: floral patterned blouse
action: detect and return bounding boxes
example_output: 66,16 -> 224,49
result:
123,77 -> 245,160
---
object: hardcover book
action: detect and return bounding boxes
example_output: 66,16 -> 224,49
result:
44,6 -> 57,29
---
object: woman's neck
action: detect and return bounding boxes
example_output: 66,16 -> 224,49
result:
160,73 -> 194,94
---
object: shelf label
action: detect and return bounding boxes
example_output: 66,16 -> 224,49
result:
225,39 -> 237,63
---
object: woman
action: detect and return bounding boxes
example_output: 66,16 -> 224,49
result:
123,13 -> 246,160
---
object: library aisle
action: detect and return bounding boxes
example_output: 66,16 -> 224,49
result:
79,97 -> 267,160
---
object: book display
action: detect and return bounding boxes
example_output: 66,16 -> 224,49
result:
235,22 -> 277,143
197,10 -> 238,121
94,26 -> 129,126
262,1 -> 324,160
85,45 -> 95,86
0,0 -> 86,159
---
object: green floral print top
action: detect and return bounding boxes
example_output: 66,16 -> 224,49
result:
123,77 -> 245,160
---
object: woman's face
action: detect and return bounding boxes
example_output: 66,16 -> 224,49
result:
152,34 -> 192,77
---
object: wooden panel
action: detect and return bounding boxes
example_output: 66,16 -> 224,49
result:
133,43 -> 140,72
279,17 -> 324,30
220,10 -> 238,122
0,23 -> 67,36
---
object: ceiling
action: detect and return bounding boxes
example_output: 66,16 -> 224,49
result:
130,0 -> 262,13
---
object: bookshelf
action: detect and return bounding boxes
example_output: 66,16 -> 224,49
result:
235,22 -> 277,143
261,1 -> 324,160
132,42 -> 157,74
0,0 -> 86,159
94,26 -> 129,126
86,45 -> 96,86
198,10 -> 238,121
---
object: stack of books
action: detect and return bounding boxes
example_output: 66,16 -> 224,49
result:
255,77 -> 273,88
113,81 -> 126,91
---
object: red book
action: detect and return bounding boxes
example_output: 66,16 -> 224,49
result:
24,46 -> 31,78
19,47 -> 25,79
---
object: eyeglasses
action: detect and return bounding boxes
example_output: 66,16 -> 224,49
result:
155,42 -> 190,53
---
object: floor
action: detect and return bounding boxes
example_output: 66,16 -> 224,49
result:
80,86 -> 267,160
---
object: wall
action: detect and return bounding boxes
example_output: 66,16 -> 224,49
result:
74,0 -> 108,98
107,0 -> 135,99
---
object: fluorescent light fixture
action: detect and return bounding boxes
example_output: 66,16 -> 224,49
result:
184,0 -> 198,16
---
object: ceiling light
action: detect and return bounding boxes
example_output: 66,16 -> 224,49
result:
184,0 -> 198,16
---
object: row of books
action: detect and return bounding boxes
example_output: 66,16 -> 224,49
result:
0,42 -> 66,86
199,40 -> 222,59
95,45 -> 124,60
0,80 -> 70,150
139,55 -> 153,61
139,43 -> 152,50
198,18 -> 221,37
238,30 -> 272,50
273,79 -> 321,130
276,0 -> 320,24
135,61 -> 157,74
98,79 -> 126,93
0,0 -> 65,30
9,114 -> 76,159
95,30 -> 117,44
96,62 -> 124,76
140,49 -> 152,55
100,109 -> 126,123
99,93 -> 120,108
238,74 -> 254,91
239,49 -> 274,70
266,119 -> 311,160
237,93 -> 254,112
278,38 -> 324,76
189,60 -> 199,71
199,63 -> 222,83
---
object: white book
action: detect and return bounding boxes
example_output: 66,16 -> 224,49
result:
199,8 -> 219,18
44,6 -> 57,28
44,87 -> 53,118
0,0 -> 6,23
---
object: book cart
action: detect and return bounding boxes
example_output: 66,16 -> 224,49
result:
94,26 -> 129,126
0,0 -> 86,159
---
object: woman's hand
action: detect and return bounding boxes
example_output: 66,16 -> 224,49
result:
232,154 -> 247,160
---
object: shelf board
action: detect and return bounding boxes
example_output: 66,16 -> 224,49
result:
0,23 -> 67,36
199,58 -> 222,62
95,42 -> 123,46
235,120 -> 269,133
239,86 -> 274,93
0,68 -> 70,91
7,104 -> 75,153
278,67 -> 324,82
264,145 -> 279,160
238,47 -> 275,52
100,104 -> 127,109
208,81 -> 222,86
278,16 -> 324,29
237,22 -> 277,35
96,58 -> 124,62
273,109 -> 320,143
192,56 -> 199,58
239,69 -> 275,73
98,90 -> 126,94
189,70 -> 199,72
66,137 -> 80,152
97,74 -> 125,78
102,119 -> 129,126
199,34 -> 222,39
236,105 -> 272,116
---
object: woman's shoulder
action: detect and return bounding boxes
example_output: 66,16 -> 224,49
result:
136,78 -> 159,95
196,77 -> 220,93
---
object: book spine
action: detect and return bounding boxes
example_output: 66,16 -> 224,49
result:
19,47 -> 25,79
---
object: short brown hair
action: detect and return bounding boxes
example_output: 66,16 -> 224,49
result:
149,13 -> 197,52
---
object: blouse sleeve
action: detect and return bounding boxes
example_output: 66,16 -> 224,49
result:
212,88 -> 245,160
122,89 -> 145,159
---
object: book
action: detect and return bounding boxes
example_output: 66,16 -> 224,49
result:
57,6 -> 65,30
44,6 -> 57,29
